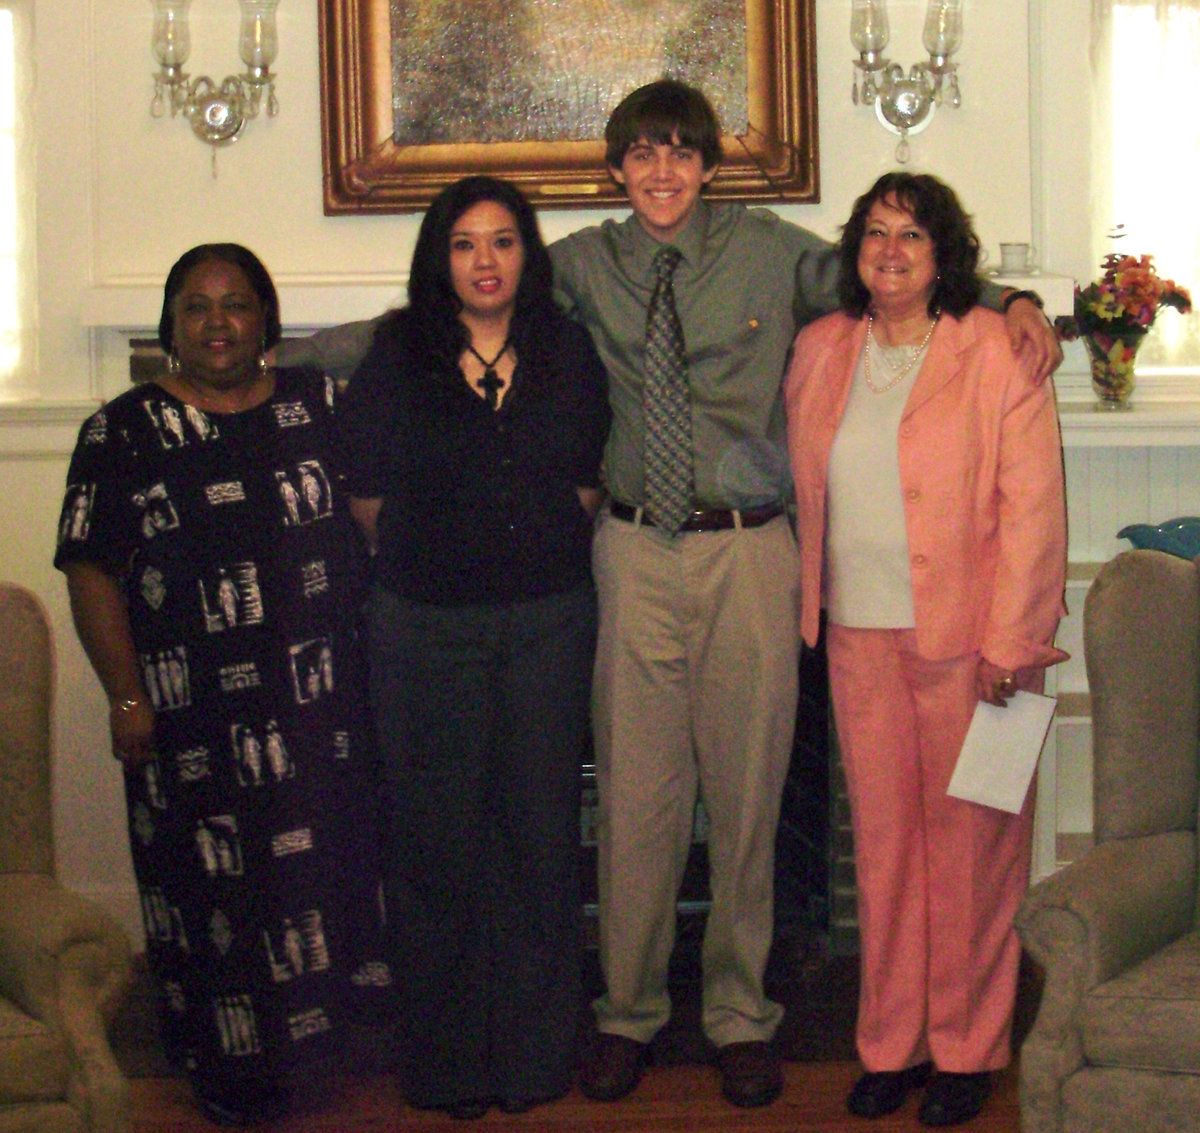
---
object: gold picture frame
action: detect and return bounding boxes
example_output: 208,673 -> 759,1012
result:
319,0 -> 819,214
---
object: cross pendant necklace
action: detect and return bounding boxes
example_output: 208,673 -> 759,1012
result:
467,338 -> 510,409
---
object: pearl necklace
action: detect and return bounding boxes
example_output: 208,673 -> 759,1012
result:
863,313 -> 939,394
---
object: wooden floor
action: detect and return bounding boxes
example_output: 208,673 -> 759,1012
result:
130,1060 -> 1021,1132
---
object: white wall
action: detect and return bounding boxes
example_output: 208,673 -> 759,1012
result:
2,0 -> 1098,942
84,1 -> 1040,301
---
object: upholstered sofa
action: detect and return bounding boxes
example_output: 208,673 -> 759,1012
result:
1016,549 -> 1200,1133
0,581 -> 133,1133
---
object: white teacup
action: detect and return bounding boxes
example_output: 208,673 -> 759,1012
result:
999,242 -> 1037,275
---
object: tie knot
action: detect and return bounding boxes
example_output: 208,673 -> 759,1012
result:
653,246 -> 682,281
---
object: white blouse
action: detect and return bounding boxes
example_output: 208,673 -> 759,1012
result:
823,337 -> 931,628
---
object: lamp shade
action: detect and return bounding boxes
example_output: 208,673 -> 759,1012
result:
238,0 -> 280,71
850,0 -> 890,55
151,0 -> 192,68
922,0 -> 963,58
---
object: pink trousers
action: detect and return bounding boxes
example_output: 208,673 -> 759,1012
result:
827,625 -> 1035,1073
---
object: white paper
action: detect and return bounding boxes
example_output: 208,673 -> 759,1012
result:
947,691 -> 1056,813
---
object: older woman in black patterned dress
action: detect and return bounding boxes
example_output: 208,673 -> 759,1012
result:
55,243 -> 391,1126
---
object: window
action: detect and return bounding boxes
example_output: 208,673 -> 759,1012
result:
0,0 -> 34,397
1096,0 -> 1200,366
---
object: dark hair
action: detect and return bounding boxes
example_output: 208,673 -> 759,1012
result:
604,78 -> 722,172
158,243 -> 281,354
397,175 -> 557,378
837,172 -> 982,318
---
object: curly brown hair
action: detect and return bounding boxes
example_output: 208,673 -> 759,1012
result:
837,172 -> 982,319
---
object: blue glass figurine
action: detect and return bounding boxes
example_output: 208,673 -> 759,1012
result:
1117,517 -> 1200,559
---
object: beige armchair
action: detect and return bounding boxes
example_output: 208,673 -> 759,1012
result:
1016,549 -> 1200,1133
0,582 -> 133,1133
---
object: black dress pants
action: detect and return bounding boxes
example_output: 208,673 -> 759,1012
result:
366,582 -> 595,1109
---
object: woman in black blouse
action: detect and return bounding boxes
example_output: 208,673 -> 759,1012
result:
337,176 -> 611,1120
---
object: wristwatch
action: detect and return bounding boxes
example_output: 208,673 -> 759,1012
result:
1002,288 -> 1045,312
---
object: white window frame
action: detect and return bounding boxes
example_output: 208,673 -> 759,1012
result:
0,0 -> 35,399
1093,0 -> 1200,371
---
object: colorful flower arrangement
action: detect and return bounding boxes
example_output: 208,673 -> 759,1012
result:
1055,253 -> 1192,342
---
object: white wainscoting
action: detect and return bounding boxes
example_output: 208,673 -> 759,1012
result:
1033,405 -> 1200,881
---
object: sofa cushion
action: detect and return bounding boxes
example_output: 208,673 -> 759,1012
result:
0,997 -> 67,1102
0,1103 -> 86,1133
1080,929 -> 1200,1073
1061,1065 -> 1200,1133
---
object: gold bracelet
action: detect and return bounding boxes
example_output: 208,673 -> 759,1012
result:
111,698 -> 143,712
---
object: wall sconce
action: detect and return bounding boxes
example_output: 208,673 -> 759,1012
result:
851,0 -> 962,162
150,0 -> 280,161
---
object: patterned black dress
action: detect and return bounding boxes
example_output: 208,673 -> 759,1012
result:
54,368 -> 391,1095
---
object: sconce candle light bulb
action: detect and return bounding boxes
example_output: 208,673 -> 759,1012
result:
850,0 -> 890,55
923,0 -> 963,64
849,0 -> 890,106
151,0 -> 192,67
239,0 -> 279,75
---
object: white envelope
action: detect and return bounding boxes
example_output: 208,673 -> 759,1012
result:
947,691 -> 1057,814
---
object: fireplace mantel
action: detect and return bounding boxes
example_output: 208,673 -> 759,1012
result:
81,282 -> 408,332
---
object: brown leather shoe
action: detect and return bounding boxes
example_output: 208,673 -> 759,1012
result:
715,1041 -> 783,1108
578,1033 -> 648,1102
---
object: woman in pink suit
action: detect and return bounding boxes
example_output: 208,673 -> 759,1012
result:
784,173 -> 1067,1128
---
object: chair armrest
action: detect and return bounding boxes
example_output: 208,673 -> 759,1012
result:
1014,830 -> 1195,1133
1018,830 -> 1195,1000
0,873 -> 132,1021
0,872 -> 134,1133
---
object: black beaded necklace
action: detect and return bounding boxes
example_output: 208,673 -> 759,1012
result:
467,338 -> 510,408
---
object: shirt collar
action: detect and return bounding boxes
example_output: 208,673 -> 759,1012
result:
623,197 -> 711,277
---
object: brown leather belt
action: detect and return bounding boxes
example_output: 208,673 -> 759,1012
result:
608,500 -> 783,533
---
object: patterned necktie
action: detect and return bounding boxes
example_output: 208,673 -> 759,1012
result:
642,245 -> 693,535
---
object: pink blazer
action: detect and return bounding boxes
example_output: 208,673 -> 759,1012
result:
784,306 -> 1068,672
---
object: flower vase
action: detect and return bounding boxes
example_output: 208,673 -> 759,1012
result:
1083,330 -> 1146,410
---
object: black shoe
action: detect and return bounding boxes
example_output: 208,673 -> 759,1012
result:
715,1041 -> 783,1108
445,1098 -> 492,1120
918,1072 -> 992,1127
497,1091 -> 564,1115
578,1033 -> 649,1101
847,1062 -> 934,1118
191,1078 -> 288,1127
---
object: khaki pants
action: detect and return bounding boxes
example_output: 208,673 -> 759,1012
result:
590,509 -> 801,1047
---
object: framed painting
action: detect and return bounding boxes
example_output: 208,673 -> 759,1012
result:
319,0 -> 819,214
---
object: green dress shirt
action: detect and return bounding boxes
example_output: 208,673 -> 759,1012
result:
550,199 -> 841,510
